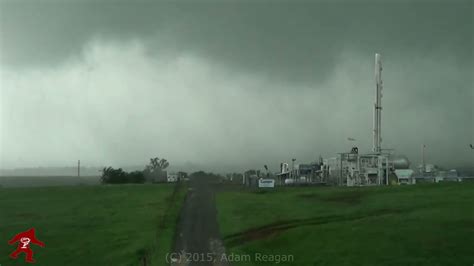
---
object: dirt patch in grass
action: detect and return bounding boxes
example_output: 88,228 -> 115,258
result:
224,208 -> 404,247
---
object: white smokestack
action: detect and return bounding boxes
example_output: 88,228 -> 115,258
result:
373,53 -> 383,153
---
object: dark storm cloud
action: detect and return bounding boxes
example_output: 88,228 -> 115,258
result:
0,1 -> 176,67
0,0 -> 472,170
2,1 -> 471,83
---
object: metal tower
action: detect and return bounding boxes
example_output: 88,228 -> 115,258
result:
373,53 -> 383,153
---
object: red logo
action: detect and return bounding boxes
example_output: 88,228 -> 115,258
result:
8,228 -> 45,263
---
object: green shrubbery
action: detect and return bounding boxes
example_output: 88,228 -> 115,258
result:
101,157 -> 169,184
100,167 -> 145,184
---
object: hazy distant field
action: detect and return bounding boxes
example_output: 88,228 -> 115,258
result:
0,183 -> 185,266
0,176 -> 100,188
216,183 -> 474,266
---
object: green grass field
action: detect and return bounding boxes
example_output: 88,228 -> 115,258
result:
0,183 -> 185,266
216,183 -> 474,266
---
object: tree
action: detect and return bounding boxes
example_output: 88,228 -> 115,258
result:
100,157 -> 170,184
128,171 -> 146,183
144,157 -> 169,182
101,167 -> 128,184
101,167 -> 145,184
190,171 -> 224,182
190,171 -> 207,178
147,157 -> 169,171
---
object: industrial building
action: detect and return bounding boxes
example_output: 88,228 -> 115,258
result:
319,54 -> 413,186
245,54 -> 448,188
274,54 -> 414,187
275,161 -> 323,185
320,152 -> 412,186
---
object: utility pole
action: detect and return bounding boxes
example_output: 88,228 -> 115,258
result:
78,160 -> 81,177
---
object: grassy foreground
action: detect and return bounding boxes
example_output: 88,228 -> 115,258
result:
0,183 -> 186,266
216,183 -> 474,266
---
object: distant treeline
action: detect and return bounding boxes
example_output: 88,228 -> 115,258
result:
101,157 -> 169,184
101,167 -> 146,184
100,167 -> 228,185
189,171 -> 224,180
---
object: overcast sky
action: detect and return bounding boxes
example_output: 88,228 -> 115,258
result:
0,0 -> 472,171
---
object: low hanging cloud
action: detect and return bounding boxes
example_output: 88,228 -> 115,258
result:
0,37 -> 472,171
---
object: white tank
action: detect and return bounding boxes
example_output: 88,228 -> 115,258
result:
284,178 -> 294,184
389,155 -> 410,169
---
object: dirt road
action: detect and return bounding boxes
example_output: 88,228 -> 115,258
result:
171,175 -> 229,266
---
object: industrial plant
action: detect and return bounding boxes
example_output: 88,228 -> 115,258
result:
241,54 -> 469,188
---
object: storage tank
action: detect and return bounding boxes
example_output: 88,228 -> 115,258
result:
389,155 -> 410,169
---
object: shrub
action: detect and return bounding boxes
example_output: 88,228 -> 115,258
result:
101,167 -> 145,184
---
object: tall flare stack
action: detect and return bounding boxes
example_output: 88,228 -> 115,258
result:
373,53 -> 383,154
